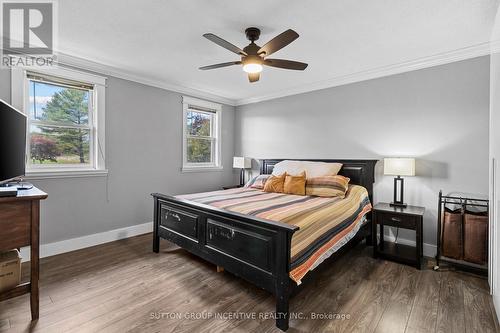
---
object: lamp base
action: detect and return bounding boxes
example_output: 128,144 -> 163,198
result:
390,202 -> 407,208
239,169 -> 245,187
392,176 -> 406,209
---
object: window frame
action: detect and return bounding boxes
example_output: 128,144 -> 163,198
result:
11,67 -> 107,179
182,96 -> 222,172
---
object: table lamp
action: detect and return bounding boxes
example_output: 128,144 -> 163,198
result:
384,158 -> 415,208
233,157 -> 251,186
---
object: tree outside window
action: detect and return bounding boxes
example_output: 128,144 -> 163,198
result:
28,79 -> 92,166
182,96 -> 221,171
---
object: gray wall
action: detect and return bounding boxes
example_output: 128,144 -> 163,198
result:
0,69 -> 235,244
234,56 -> 490,249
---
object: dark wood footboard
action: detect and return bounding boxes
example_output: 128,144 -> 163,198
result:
152,159 -> 377,331
152,193 -> 297,330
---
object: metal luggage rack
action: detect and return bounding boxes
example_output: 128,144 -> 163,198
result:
434,190 -> 489,275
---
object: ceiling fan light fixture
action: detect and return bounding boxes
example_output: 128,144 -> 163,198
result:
242,63 -> 263,74
200,28 -> 307,82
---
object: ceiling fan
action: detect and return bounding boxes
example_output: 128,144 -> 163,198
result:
199,27 -> 308,83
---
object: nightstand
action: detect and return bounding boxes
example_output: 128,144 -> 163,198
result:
222,185 -> 243,190
372,203 -> 425,269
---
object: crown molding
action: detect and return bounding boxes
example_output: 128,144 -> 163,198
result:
52,41 -> 493,108
234,41 -> 493,106
55,52 -> 237,106
491,39 -> 500,53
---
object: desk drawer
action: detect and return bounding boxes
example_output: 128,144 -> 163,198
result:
160,205 -> 198,240
0,201 -> 31,251
377,212 -> 416,229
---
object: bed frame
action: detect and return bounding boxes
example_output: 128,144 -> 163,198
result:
152,159 -> 377,331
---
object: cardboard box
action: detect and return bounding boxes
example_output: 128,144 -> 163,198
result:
0,250 -> 21,293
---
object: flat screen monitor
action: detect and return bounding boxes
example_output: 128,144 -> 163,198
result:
0,99 -> 27,184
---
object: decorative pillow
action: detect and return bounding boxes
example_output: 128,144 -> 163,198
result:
272,160 -> 342,179
263,173 -> 286,193
306,175 -> 350,198
284,171 -> 306,196
245,174 -> 271,189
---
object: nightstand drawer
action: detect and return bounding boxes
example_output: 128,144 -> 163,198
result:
377,212 -> 416,229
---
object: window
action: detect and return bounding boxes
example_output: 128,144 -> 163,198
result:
182,96 -> 222,172
12,67 -> 106,177
28,74 -> 93,167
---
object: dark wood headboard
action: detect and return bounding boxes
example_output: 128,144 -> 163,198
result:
259,159 -> 378,203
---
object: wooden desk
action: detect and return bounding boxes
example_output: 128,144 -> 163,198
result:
0,187 -> 47,320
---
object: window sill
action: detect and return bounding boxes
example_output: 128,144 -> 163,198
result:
25,169 -> 109,180
181,166 -> 223,173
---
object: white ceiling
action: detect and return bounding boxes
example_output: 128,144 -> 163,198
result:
57,0 -> 499,105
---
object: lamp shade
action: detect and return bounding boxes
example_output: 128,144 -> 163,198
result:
384,158 -> 415,176
233,157 -> 251,169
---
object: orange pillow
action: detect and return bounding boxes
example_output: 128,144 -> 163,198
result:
284,171 -> 306,195
263,173 -> 286,193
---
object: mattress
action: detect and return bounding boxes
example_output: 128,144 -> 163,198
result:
177,185 -> 371,284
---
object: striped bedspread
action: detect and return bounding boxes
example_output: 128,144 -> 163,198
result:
177,185 -> 371,284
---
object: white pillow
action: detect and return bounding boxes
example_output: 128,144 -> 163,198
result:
271,160 -> 342,179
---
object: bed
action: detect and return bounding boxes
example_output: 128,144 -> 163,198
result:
152,159 -> 377,331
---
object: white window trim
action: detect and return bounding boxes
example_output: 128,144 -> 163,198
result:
11,66 -> 107,178
181,96 -> 222,173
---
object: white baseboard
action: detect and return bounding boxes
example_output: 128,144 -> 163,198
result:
382,234 -> 437,258
20,222 -> 153,262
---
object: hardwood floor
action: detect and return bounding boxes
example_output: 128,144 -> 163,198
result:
0,234 -> 498,333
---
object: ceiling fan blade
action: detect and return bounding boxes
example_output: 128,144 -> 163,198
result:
263,59 -> 308,70
199,61 -> 241,70
248,72 -> 260,83
203,33 -> 247,56
258,29 -> 299,56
